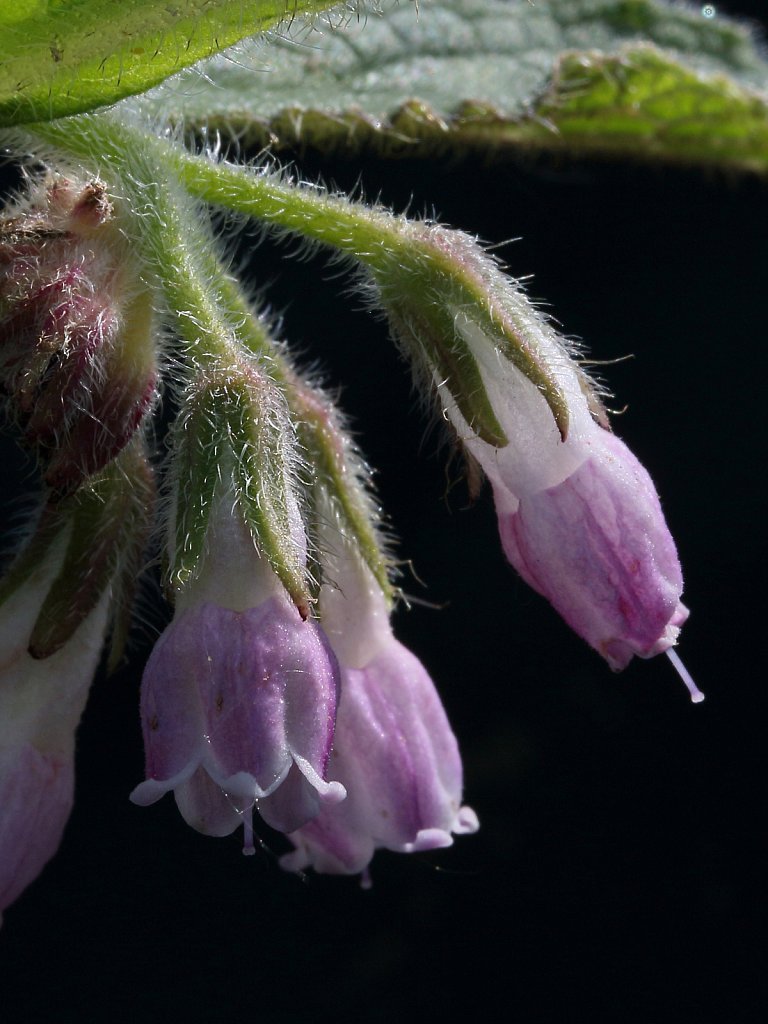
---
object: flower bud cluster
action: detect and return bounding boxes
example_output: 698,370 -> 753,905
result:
0,173 -> 157,493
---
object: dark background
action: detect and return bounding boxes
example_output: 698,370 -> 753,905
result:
1,2 -> 767,1021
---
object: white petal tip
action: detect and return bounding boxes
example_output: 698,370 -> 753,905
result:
292,755 -> 347,804
128,780 -> 169,807
323,780 -> 347,805
403,828 -> 454,853
456,806 -> 480,834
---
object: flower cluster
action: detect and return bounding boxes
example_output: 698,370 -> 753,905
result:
0,158 -> 698,924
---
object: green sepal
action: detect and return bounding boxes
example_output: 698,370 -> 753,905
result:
170,365 -> 310,616
105,445 -> 156,672
167,383 -> 223,592
384,293 -> 508,449
411,241 -> 572,442
0,507 -> 63,613
229,375 -> 310,618
28,443 -> 154,660
380,244 -> 571,444
290,382 -> 394,606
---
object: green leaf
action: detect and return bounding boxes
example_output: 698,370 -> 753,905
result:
0,0 -> 343,128
138,0 -> 768,172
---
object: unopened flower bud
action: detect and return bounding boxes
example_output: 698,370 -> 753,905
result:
0,173 -> 157,492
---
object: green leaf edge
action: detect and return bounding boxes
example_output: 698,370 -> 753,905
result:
187,44 -> 768,174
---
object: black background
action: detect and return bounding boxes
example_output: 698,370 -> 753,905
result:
1,2 -> 767,1021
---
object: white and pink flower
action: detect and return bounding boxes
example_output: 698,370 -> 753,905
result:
442,307 -> 694,683
0,547 -> 109,921
130,495 -> 345,848
282,508 -> 478,879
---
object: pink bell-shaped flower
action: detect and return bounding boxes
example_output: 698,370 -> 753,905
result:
493,427 -> 688,671
369,222 -> 694,689
440,299 -> 693,680
282,506 -> 478,879
130,499 -> 345,849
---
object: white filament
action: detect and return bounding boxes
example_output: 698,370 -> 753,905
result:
666,648 -> 705,704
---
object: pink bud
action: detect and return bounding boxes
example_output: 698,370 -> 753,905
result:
0,175 -> 157,492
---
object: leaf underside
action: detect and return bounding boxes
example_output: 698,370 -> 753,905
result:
136,0 -> 768,172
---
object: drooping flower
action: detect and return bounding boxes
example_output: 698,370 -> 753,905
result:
446,307 -> 691,675
493,426 -> 688,670
130,361 -> 345,847
368,223 -> 693,685
0,539 -> 109,922
282,625 -> 479,880
0,443 -> 154,920
282,383 -> 478,878
129,586 -> 345,845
